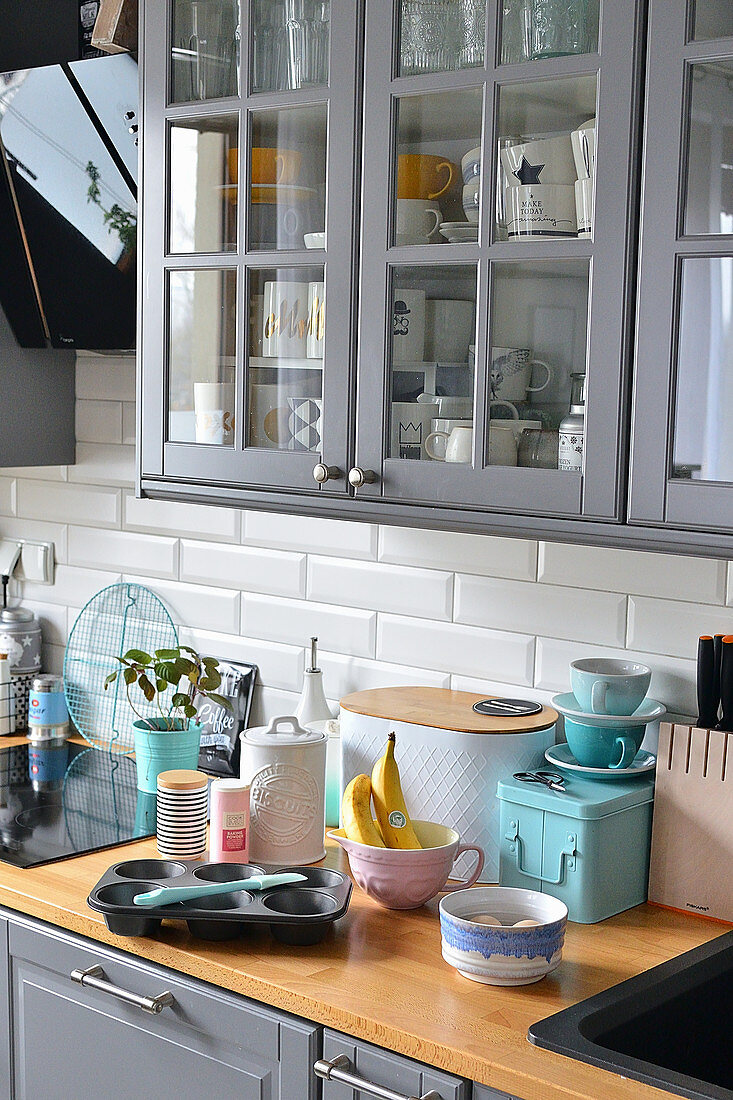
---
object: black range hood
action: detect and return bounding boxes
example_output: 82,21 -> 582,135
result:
0,8 -> 138,350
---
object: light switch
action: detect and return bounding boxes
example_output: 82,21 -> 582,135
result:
17,541 -> 54,584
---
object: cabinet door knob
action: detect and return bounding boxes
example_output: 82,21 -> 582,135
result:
312,463 -> 343,484
348,467 -> 377,489
313,1055 -> 441,1100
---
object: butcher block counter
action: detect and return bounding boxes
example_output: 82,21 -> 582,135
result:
0,832 -> 724,1100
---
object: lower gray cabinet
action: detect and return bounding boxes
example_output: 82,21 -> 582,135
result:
320,1028 -> 470,1099
0,918 -> 9,1100
6,914 -> 319,1100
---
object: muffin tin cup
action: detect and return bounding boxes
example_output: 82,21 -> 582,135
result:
88,859 -> 352,944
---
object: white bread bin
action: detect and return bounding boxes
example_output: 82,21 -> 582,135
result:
340,687 -> 557,882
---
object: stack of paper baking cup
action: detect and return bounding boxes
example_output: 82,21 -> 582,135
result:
156,770 -> 209,859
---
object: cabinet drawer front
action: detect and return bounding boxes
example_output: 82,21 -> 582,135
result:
7,914 -> 319,1100
322,1028 -> 468,1100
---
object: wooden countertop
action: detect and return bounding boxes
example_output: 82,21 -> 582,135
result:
0,834 -> 725,1099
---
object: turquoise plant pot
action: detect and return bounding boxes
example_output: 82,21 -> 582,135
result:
132,718 -> 202,793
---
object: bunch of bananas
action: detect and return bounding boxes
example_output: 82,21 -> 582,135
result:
341,732 -> 422,849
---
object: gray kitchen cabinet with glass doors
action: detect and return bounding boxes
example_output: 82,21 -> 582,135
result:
138,0 -> 646,541
629,0 -> 733,535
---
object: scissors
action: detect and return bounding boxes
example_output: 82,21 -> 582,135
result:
513,770 -> 566,793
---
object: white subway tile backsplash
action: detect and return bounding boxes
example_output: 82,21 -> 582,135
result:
17,480 -> 121,529
0,478 -> 16,516
122,403 -> 136,445
534,636 -> 698,717
124,492 -> 241,542
68,443 -> 135,487
243,510 -> 378,559
22,599 -> 69,648
123,575 -> 240,634
377,614 -> 535,684
627,597 -> 733,659
19,565 -> 121,608
450,674 -> 556,709
0,518 -> 68,563
308,556 -> 452,620
1,465 -> 67,481
68,527 -> 178,579
320,652 -> 450,699
41,643 -> 65,677
249,685 -> 302,727
455,575 -> 627,646
379,526 -> 537,581
180,540 -> 305,597
539,542 -> 727,604
76,401 -> 123,445
242,594 -> 376,657
180,626 -> 304,692
76,353 -> 136,401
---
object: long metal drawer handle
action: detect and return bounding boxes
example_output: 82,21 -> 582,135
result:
70,964 -> 174,1016
314,1054 -> 441,1100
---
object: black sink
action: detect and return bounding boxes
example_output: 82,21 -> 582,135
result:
529,930 -> 733,1100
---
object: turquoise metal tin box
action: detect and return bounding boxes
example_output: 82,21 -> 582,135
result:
497,773 -> 655,924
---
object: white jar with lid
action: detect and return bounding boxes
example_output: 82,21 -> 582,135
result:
240,715 -> 327,866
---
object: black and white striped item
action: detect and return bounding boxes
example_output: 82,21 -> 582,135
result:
156,770 -> 208,859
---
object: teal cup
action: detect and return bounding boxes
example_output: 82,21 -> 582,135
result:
570,658 -> 651,716
564,715 -> 645,769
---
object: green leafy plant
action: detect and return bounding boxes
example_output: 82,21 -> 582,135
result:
86,161 -> 137,254
104,646 -> 231,731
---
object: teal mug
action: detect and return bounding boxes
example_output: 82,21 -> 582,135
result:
570,658 -> 651,716
563,716 -> 645,769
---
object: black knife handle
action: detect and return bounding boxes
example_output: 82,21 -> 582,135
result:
713,634 -> 725,706
696,635 -> 717,728
717,637 -> 733,733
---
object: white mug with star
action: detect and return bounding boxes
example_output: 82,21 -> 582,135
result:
501,134 -> 576,187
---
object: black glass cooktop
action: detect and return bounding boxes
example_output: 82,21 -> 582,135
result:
0,741 -> 155,869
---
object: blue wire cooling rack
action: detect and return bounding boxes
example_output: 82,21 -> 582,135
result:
63,583 -> 178,753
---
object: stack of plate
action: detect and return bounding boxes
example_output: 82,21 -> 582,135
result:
439,221 -> 479,243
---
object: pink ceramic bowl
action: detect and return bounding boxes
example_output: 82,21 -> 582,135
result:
328,820 -> 485,909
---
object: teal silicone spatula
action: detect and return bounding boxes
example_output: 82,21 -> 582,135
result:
133,872 -> 307,908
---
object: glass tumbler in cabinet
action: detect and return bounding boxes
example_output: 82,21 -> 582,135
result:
171,0 -> 240,104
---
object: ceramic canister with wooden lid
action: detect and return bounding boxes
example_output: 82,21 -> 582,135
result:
240,715 -> 327,865
156,769 -> 209,859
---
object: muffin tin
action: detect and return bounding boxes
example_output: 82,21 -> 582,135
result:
87,859 -> 352,945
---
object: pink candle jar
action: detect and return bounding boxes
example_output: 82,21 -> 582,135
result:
209,778 -> 251,863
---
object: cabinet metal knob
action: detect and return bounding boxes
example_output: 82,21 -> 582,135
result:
312,463 -> 342,484
348,466 -> 377,489
313,1055 -> 441,1100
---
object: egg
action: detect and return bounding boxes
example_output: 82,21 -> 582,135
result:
513,918 -> 540,927
469,913 -> 502,926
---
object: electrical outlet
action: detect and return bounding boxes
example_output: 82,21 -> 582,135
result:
16,541 -> 55,584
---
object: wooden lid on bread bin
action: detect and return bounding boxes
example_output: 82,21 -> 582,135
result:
340,687 -> 557,733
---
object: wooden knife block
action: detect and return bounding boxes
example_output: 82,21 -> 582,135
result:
648,722 -> 733,924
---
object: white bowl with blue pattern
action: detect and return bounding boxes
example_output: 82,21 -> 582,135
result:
439,886 -> 567,986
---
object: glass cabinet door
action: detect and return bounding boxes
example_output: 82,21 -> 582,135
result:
354,0 -> 639,519
140,0 -> 357,493
630,0 -> 733,530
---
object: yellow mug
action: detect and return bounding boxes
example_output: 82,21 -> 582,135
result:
228,147 -> 303,186
397,153 -> 459,200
